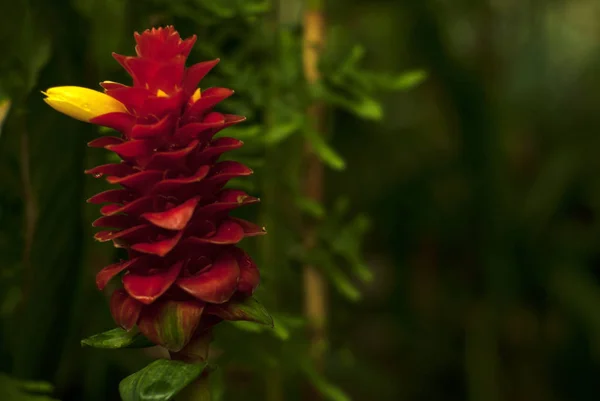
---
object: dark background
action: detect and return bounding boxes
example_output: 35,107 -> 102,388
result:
1,0 -> 600,400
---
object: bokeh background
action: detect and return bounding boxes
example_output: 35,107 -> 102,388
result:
2,0 -> 600,400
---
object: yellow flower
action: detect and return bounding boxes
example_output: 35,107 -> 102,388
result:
42,86 -> 128,122
191,88 -> 201,103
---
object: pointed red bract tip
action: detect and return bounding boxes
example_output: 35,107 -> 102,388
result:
133,26 -> 197,60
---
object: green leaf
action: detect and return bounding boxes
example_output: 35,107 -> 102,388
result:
301,360 -> 351,401
305,129 -> 346,171
107,152 -> 122,163
303,249 -> 361,302
312,83 -> 383,121
198,0 -> 236,18
295,196 -> 326,218
231,314 -> 304,341
240,0 -> 270,14
224,178 -> 256,192
333,197 -> 350,217
119,359 -> 207,401
209,297 -> 274,327
263,118 -> 301,145
350,95 -> 383,120
98,126 -> 117,134
230,320 -> 266,333
14,380 -> 53,394
330,215 -> 373,283
386,69 -> 427,90
81,327 -> 154,349
22,21 -> 51,95
0,3 -> 52,98
271,317 -> 290,340
271,314 -> 305,340
341,46 -> 366,72
0,374 -> 59,401
220,125 -> 262,140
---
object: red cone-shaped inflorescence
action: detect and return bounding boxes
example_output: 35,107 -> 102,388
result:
82,27 -> 263,351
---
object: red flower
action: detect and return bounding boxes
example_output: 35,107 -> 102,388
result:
44,26 -> 264,351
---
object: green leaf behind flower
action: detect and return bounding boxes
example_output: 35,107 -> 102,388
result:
81,328 -> 154,349
305,128 -> 346,171
0,374 -> 59,401
208,297 -> 274,328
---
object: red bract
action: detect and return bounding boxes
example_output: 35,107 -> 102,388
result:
50,26 -> 264,351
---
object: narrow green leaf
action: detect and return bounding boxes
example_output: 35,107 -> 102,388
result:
230,321 -> 266,333
331,215 -> 373,283
331,45 -> 366,82
98,126 -> 117,134
271,317 -> 290,340
23,19 -> 51,95
119,359 -> 207,401
305,129 -> 346,171
241,0 -> 270,14
352,96 -> 383,120
387,69 -> 427,90
198,0 -> 236,18
81,327 -> 154,349
301,360 -> 351,401
295,196 -> 326,218
270,314 -> 305,341
304,249 -> 361,302
311,83 -> 382,121
107,152 -> 122,163
333,197 -> 350,217
263,118 -> 301,145
209,297 -> 274,327
15,380 -> 53,394
219,125 -> 262,140
224,178 -> 256,192
231,314 -> 304,341
0,374 -> 59,401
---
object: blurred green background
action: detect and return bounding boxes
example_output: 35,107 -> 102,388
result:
2,0 -> 600,400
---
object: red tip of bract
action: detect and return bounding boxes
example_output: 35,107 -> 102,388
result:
177,253 -> 240,304
142,197 -> 200,230
123,260 -> 184,304
233,248 -> 260,296
110,289 -> 143,330
96,258 -> 140,290
134,26 -> 196,60
86,25 -> 263,350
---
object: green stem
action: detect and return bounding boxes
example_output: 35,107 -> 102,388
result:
177,374 -> 211,401
302,0 -> 328,398
172,332 -> 212,401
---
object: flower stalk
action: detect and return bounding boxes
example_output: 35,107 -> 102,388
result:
302,0 -> 328,386
171,331 -> 213,401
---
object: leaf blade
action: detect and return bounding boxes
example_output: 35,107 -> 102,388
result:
81,327 -> 154,349
119,359 -> 207,401
208,297 -> 274,328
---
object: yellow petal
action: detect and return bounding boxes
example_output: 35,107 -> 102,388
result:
42,86 -> 128,122
191,88 -> 201,103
